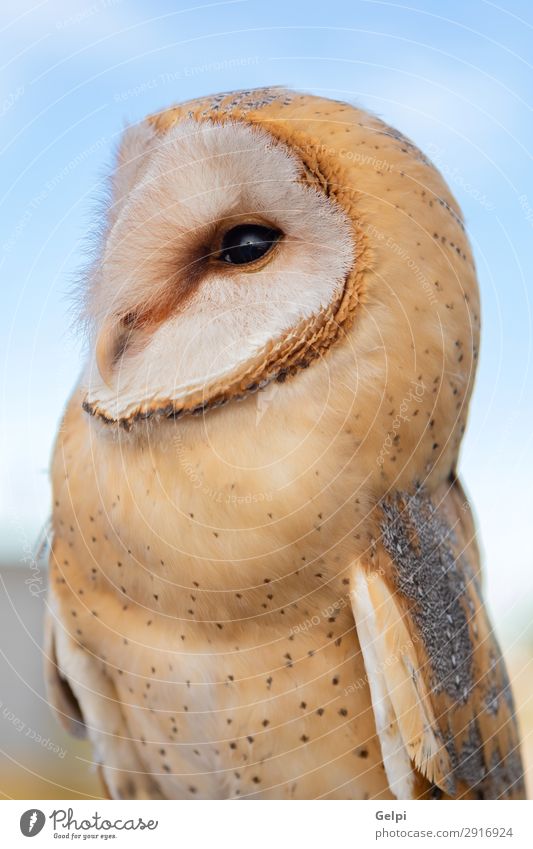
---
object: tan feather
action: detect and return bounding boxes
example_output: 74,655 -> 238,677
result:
43,611 -> 86,740
45,87 -> 523,799
351,482 -> 525,799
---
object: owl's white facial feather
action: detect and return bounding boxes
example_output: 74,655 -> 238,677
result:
83,119 -> 355,423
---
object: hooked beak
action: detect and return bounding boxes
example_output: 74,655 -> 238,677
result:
95,318 -> 117,388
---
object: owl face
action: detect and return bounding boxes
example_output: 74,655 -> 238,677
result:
84,120 -> 355,425
81,87 -> 479,493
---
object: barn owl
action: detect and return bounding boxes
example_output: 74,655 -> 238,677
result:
45,87 -> 525,800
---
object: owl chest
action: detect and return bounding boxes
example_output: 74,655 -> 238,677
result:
55,413 -> 389,796
53,509 -> 390,798
95,584 -> 385,799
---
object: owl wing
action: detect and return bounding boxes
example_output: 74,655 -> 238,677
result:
45,533 -> 165,799
350,480 -> 525,799
38,519 -> 87,739
44,609 -> 87,739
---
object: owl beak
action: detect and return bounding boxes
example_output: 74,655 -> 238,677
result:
95,319 -> 118,388
95,312 -> 141,387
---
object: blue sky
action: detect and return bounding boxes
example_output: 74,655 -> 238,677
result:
1,0 -> 532,640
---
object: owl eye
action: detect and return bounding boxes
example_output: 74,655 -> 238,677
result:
218,224 -> 282,265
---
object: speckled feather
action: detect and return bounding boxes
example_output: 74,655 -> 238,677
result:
352,482 -> 524,799
45,87 -> 524,799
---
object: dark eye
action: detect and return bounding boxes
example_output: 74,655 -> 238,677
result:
219,224 -> 282,265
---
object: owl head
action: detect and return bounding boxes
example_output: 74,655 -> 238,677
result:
82,87 -> 479,490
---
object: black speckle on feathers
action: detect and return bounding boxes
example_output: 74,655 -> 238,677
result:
381,488 -> 473,701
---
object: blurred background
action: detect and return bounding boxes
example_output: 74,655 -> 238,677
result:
0,0 -> 532,799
